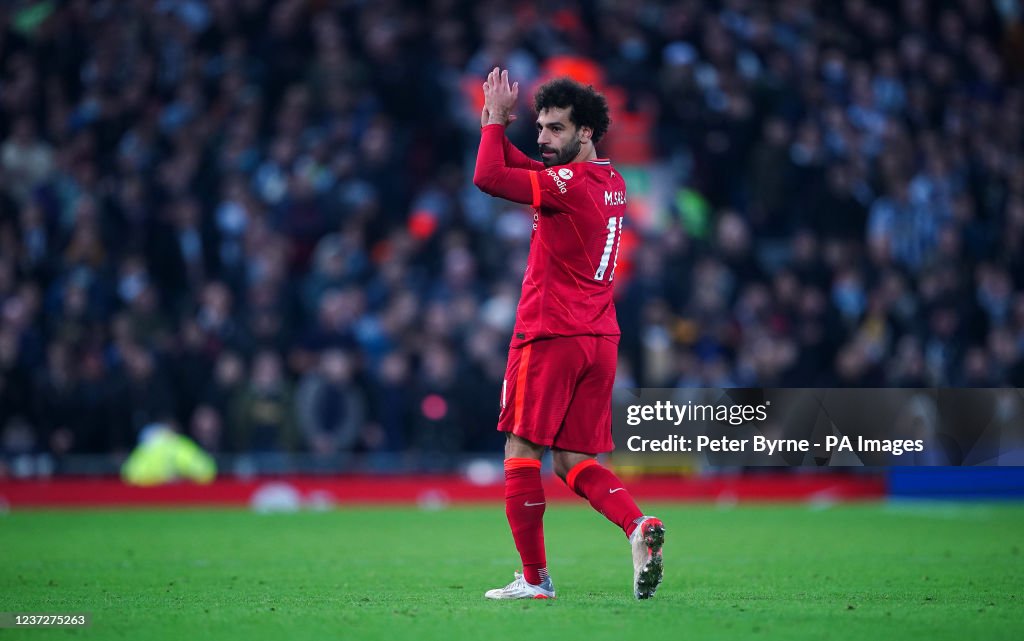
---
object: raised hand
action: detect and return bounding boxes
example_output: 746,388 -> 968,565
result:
481,67 -> 519,127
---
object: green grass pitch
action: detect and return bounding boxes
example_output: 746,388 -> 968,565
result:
1,503 -> 1022,640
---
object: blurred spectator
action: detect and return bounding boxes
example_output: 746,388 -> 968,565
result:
368,351 -> 413,453
189,404 -> 225,454
411,342 -> 466,469
109,344 -> 176,445
1,117 -> 54,204
230,349 -> 296,453
204,350 -> 246,421
295,349 -> 366,455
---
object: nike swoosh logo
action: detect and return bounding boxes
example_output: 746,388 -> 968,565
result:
609,488 -> 625,494
524,501 -> 546,507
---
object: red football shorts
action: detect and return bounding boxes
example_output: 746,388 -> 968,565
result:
497,335 -> 619,454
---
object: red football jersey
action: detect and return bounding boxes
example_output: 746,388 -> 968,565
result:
473,125 -> 626,347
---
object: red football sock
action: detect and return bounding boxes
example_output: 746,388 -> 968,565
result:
566,459 -> 644,538
504,458 -> 548,585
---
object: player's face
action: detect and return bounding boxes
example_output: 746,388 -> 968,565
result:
537,107 -> 582,167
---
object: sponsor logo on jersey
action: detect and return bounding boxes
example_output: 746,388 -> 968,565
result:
545,168 -> 568,194
604,190 -> 627,205
557,168 -> 574,180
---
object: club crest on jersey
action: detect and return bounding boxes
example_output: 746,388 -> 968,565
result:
557,168 -> 574,180
545,168 -> 568,194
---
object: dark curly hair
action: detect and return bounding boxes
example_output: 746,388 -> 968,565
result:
533,78 -> 611,143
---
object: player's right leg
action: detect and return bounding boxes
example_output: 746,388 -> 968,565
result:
484,570 -> 555,600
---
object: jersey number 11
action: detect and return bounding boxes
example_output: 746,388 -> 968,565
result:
594,216 -> 623,282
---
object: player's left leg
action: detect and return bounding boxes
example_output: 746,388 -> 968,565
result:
550,336 -> 646,539
554,451 -> 665,599
551,336 -> 665,599
553,452 -> 643,537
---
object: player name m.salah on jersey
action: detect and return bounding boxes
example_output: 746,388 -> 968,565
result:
473,123 -> 626,348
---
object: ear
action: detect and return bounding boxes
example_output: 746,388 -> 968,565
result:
578,125 -> 593,144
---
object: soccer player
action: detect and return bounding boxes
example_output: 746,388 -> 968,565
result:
472,68 -> 665,600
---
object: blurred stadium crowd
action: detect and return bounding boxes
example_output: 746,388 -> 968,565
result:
0,0 -> 1022,469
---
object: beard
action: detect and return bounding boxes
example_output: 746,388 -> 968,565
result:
540,137 -> 582,167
